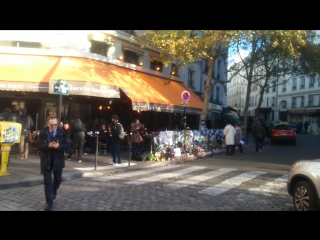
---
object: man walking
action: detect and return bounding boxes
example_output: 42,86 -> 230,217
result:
67,118 -> 85,162
36,116 -> 69,211
252,120 -> 266,153
109,115 -> 122,166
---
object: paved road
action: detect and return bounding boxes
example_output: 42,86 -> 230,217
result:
0,164 -> 292,211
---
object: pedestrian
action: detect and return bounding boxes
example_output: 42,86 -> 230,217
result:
252,120 -> 266,153
304,120 -> 309,135
17,108 -> 34,159
297,120 -> 303,134
63,122 -> 71,156
235,123 -> 243,154
224,120 -> 236,156
67,118 -> 85,162
36,115 -> 69,211
3,107 -> 13,121
131,118 -> 141,160
206,116 -> 212,130
109,115 -> 122,166
98,123 -> 111,153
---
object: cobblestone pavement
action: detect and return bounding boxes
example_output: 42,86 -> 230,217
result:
0,165 -> 293,211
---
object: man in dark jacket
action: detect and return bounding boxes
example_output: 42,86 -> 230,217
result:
67,118 -> 85,162
109,115 -> 122,166
36,116 -> 69,211
3,107 -> 12,121
252,121 -> 266,153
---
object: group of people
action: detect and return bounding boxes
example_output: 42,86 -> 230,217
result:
223,119 -> 266,155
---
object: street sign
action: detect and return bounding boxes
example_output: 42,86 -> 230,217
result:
181,101 -> 188,106
181,91 -> 190,102
52,79 -> 70,96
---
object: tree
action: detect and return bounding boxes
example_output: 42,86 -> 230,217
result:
135,30 -> 243,131
228,30 -> 307,136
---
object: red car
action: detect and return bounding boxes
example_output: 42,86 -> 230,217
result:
270,123 -> 296,145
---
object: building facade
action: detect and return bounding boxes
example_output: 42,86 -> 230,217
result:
0,30 -> 228,130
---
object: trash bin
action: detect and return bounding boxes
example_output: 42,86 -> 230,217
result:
0,122 -> 22,177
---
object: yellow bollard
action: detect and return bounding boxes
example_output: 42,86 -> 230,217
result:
0,144 -> 12,176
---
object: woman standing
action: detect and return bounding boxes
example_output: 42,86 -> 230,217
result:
235,123 -> 243,154
17,108 -> 34,159
130,118 -> 141,160
224,120 -> 236,156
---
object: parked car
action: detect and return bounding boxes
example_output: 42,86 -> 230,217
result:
270,123 -> 296,145
287,159 -> 320,211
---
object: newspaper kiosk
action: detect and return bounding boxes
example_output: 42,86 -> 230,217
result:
0,122 -> 22,176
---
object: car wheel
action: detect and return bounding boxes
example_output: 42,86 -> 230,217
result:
293,181 -> 318,211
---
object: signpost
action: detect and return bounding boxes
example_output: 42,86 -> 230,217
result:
181,91 -> 190,130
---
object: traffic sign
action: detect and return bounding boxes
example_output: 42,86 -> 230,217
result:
181,91 -> 190,102
181,101 -> 188,106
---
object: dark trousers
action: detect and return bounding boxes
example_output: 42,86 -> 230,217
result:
237,143 -> 243,153
110,142 -> 121,164
69,132 -> 85,159
131,142 -> 140,156
43,168 -> 62,204
226,145 -> 234,155
255,137 -> 264,152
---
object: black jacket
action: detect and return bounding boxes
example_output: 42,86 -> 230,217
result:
36,127 -> 69,170
111,121 -> 121,144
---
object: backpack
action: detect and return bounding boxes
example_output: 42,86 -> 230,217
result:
116,123 -> 125,139
73,119 -> 85,132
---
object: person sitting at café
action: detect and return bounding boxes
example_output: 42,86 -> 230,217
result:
98,124 -> 111,152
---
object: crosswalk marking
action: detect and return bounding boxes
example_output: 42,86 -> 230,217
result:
198,171 -> 267,196
91,165 -> 180,182
247,175 -> 288,196
165,168 -> 237,189
125,166 -> 206,185
75,162 -> 137,171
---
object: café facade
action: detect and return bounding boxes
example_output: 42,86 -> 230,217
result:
0,47 -> 204,132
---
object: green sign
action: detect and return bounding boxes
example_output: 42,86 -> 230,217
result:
53,79 -> 70,96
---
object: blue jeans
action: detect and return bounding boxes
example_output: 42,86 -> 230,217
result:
255,137 -> 264,152
131,142 -> 140,156
110,142 -> 121,164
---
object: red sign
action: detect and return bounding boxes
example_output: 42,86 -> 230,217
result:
181,91 -> 190,102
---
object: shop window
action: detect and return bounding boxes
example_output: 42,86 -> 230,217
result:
171,63 -> 179,77
90,40 -> 113,57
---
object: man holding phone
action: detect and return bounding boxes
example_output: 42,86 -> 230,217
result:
36,116 -> 69,211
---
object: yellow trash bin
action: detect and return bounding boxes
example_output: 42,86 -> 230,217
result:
0,122 -> 22,177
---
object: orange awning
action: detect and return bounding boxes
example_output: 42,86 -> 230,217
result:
0,53 -> 203,114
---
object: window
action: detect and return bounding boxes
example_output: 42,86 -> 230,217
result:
281,101 -> 287,109
292,78 -> 297,90
171,63 -> 179,77
266,84 -> 269,93
120,30 -> 137,36
12,41 -> 41,48
150,60 -> 163,72
272,97 -> 275,106
300,76 -> 305,89
292,97 -> 296,108
188,69 -> 195,87
309,76 -> 314,87
308,95 -> 313,107
301,96 -> 304,107
216,87 -> 220,102
123,51 -> 139,65
282,82 -> 286,92
90,40 -> 112,57
272,81 -> 276,92
267,97 -> 269,107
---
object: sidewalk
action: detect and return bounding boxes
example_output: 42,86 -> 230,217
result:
0,137 -> 268,190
